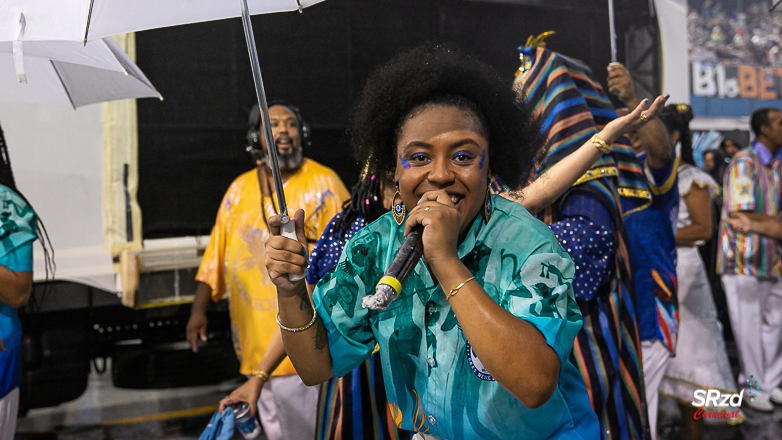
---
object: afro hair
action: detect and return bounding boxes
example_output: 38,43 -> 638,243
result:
350,44 -> 545,190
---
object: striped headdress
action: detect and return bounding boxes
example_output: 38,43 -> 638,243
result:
519,45 -> 651,215
516,44 -> 652,440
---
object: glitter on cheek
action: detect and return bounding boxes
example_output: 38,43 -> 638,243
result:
479,150 -> 485,169
399,154 -> 411,169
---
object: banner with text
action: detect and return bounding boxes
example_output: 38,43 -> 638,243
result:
691,63 -> 782,117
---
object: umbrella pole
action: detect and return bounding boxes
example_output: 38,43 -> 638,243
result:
238,0 -> 288,217
608,0 -> 618,63
238,0 -> 304,282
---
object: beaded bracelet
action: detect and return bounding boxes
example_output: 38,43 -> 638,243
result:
276,309 -> 317,333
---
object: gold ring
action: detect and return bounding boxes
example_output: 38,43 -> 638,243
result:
424,206 -> 430,211
640,113 -> 648,122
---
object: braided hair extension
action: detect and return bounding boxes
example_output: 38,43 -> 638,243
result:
660,103 -> 695,166
0,122 -> 56,286
332,164 -> 386,235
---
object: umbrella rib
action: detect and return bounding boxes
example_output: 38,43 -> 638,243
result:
50,61 -> 77,109
83,0 -> 96,45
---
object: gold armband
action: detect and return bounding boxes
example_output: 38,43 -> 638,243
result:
590,134 -> 612,154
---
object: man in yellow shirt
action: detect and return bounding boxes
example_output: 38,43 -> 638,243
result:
187,103 -> 349,440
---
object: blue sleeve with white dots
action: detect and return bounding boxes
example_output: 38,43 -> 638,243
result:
306,213 -> 368,286
549,191 -> 615,301
306,213 -> 342,285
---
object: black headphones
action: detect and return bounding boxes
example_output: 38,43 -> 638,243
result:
246,101 -> 311,162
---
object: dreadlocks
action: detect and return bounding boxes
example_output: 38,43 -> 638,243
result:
0,122 -> 55,281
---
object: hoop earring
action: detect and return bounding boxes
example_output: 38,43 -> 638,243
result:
484,187 -> 493,223
392,181 -> 405,225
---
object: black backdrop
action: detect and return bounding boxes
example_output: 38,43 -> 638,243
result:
136,0 -> 653,238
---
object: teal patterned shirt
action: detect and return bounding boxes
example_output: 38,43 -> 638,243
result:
312,196 -> 599,440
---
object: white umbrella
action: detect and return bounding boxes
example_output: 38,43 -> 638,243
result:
0,37 -> 161,108
0,1 -> 328,43
0,0 -> 327,266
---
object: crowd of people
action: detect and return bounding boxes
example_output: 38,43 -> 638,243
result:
3,40 -> 782,440
689,0 -> 782,67
184,44 -> 782,440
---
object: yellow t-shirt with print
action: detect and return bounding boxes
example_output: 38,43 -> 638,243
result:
196,159 -> 349,376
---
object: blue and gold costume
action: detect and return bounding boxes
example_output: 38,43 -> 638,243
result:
518,45 -> 651,440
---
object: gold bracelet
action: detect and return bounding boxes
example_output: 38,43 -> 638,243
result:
251,370 -> 270,383
590,134 -> 612,154
446,276 -> 475,300
276,309 -> 318,333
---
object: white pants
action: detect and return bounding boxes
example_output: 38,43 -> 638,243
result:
257,373 -> 318,440
722,274 -> 782,399
642,340 -> 671,440
0,388 -> 19,439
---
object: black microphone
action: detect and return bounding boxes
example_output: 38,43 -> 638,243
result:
361,225 -> 424,310
772,0 -> 782,12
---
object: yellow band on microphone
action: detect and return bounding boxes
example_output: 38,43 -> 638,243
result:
378,276 -> 402,294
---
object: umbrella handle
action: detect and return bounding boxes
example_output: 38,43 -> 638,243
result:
281,220 -> 305,282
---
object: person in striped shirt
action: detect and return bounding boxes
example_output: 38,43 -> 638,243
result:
717,107 -> 782,412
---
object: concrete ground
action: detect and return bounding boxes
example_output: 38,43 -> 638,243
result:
15,363 -> 261,440
14,344 -> 782,440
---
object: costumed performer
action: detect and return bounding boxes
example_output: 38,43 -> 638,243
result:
513,40 -> 659,440
266,44 -> 600,440
267,43 -> 668,439
305,83 -> 666,440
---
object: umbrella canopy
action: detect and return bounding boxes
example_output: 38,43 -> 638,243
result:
0,0 -> 326,222
0,37 -> 161,108
0,0 -> 328,43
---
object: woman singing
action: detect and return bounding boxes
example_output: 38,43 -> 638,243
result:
263,45 -> 656,440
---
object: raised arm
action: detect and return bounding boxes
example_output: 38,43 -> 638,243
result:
265,210 -> 334,386
505,95 -> 668,215
608,64 -> 672,169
